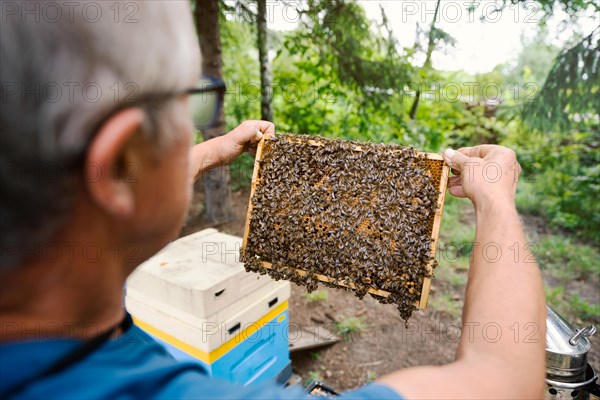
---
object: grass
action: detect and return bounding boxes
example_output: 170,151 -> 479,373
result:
304,370 -> 322,385
536,234 -> 600,281
515,180 -> 600,324
545,286 -> 600,323
435,196 -> 474,294
429,292 -> 462,318
303,290 -> 329,302
334,316 -> 369,341
545,286 -> 564,305
366,370 -> 378,383
440,196 -> 475,242
570,294 -> 600,321
434,264 -> 467,288
439,190 -> 599,326
451,257 -> 471,271
438,196 -> 476,264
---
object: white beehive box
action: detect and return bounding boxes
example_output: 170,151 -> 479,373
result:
126,229 -> 273,318
126,279 -> 290,353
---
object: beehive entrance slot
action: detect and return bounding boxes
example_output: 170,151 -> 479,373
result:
228,322 -> 241,335
268,297 -> 278,308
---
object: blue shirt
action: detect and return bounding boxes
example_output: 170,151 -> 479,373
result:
0,320 -> 403,399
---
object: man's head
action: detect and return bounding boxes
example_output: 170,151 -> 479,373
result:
0,2 -> 200,280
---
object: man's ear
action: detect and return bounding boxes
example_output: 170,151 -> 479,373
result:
85,108 -> 145,218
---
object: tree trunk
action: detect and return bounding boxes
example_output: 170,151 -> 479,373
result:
194,0 -> 233,223
409,0 -> 441,120
257,0 -> 273,121
408,89 -> 421,120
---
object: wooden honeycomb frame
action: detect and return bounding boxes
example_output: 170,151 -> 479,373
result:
241,134 -> 450,309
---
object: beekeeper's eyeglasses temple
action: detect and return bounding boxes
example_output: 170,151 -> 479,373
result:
185,80 -> 226,96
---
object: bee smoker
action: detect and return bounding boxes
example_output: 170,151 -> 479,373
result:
546,306 -> 599,399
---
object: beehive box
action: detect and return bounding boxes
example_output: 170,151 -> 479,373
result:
126,279 -> 290,353
125,228 -> 292,385
126,280 -> 292,385
127,229 -> 272,318
241,134 -> 450,320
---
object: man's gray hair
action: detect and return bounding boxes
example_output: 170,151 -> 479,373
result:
0,1 -> 200,270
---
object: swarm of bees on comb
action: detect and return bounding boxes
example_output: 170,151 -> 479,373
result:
240,134 -> 449,321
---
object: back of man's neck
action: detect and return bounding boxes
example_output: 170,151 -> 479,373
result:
1,306 -> 126,343
0,259 -> 126,343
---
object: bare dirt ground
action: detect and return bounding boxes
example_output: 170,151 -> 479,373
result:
181,187 -> 600,391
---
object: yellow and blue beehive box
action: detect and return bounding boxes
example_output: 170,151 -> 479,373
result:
125,229 -> 291,385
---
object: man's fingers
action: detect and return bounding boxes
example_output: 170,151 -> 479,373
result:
230,120 -> 274,144
251,130 -> 263,143
447,175 -> 461,187
457,145 -> 497,158
443,148 -> 471,172
245,120 -> 275,137
256,120 -> 275,136
448,185 -> 467,198
447,177 -> 466,198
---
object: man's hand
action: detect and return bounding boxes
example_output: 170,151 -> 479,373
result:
215,120 -> 275,165
190,120 -> 275,180
443,145 -> 521,208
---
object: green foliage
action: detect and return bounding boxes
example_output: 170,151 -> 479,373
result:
334,316 -> 369,341
523,30 -> 600,132
515,181 -> 540,215
221,18 -> 261,129
447,106 -> 507,148
219,0 -> 598,259
229,153 -> 255,191
508,126 -> 600,241
498,28 -> 560,96
294,0 -> 412,93
498,0 -> 599,19
270,0 -> 428,146
303,290 -> 329,302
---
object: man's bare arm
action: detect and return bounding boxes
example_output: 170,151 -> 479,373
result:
377,145 -> 546,399
189,120 -> 274,179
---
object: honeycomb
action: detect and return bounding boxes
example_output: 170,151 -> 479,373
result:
241,134 -> 449,321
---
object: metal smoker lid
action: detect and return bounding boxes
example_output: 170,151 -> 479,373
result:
546,305 -> 594,357
546,306 -> 598,386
